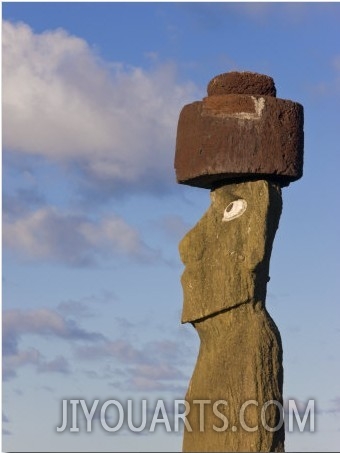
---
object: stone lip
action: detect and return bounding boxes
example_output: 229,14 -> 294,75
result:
207,71 -> 277,97
174,72 -> 304,189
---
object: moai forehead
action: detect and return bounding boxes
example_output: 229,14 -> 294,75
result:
174,71 -> 304,188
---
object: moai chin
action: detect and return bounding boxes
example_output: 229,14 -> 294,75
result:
174,72 -> 304,452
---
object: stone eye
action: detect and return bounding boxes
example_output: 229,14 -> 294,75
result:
222,199 -> 247,222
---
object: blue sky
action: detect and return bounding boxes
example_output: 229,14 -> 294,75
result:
2,2 -> 340,451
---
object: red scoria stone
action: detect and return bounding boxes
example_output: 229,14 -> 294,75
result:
174,71 -> 304,188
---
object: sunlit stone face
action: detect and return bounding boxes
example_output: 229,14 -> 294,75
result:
179,180 -> 282,323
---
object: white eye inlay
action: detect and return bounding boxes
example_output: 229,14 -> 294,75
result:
222,199 -> 247,222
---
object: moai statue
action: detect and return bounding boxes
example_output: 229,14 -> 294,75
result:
174,72 -> 304,452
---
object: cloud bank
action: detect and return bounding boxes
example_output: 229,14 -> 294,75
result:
2,20 -> 198,264
2,307 -> 106,380
3,207 -> 158,265
2,20 -> 198,192
3,307 -> 191,394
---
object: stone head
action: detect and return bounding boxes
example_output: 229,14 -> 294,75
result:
179,179 -> 282,323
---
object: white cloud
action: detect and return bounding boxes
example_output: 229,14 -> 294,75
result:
2,20 -> 197,190
76,340 -> 147,364
2,307 -> 106,380
3,304 -> 191,390
3,348 -> 71,379
4,348 -> 41,369
37,355 -> 70,374
77,338 -> 189,393
3,207 -> 157,265
3,308 -> 105,350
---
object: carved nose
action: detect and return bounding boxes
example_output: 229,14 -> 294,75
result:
178,222 -> 205,265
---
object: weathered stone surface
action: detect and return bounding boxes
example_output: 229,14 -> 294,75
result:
174,72 -> 303,451
179,180 -> 282,323
179,180 -> 284,451
207,71 -> 277,97
183,304 -> 284,452
174,72 -> 304,188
